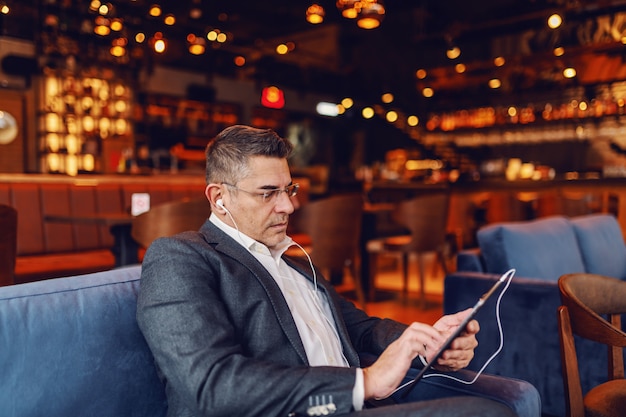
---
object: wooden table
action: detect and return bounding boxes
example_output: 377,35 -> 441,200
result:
44,213 -> 138,267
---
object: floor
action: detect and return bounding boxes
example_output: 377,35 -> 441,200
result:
338,251 -> 448,326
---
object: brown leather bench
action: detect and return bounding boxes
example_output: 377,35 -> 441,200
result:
0,175 -> 206,284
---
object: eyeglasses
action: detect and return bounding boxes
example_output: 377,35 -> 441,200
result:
223,183 -> 299,203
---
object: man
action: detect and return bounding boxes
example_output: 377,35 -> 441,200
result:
137,125 -> 516,417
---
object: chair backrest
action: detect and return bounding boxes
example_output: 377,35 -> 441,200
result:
131,198 -> 211,248
0,204 -> 17,286
391,192 -> 450,252
557,273 -> 626,417
291,193 -> 364,272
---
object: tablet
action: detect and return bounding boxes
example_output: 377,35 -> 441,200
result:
400,268 -> 515,398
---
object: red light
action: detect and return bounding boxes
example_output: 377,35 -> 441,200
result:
261,86 -> 285,109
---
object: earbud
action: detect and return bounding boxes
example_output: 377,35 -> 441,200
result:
216,198 -> 230,214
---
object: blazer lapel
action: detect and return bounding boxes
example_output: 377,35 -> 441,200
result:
202,222 -> 309,364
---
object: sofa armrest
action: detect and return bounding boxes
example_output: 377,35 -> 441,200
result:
456,248 -> 485,272
443,271 -> 609,417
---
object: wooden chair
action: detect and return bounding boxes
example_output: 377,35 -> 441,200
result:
131,198 -> 211,250
0,204 -> 17,286
557,273 -> 626,417
367,192 -> 450,306
290,194 -> 366,308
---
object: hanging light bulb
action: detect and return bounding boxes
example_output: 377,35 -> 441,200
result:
151,32 -> 167,53
148,4 -> 162,17
336,0 -> 359,19
547,13 -> 562,29
357,0 -> 385,29
187,34 -> 205,55
110,37 -> 127,57
306,4 -> 325,24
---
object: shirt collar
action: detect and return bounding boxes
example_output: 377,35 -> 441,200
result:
209,212 -> 294,260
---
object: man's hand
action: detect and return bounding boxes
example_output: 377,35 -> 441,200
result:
362,308 -> 480,400
363,322 -> 443,400
430,308 -> 479,372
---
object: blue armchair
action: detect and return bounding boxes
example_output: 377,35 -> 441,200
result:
0,265 -> 540,417
445,214 -> 626,417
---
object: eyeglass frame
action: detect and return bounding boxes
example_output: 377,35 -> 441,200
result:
222,182 -> 299,203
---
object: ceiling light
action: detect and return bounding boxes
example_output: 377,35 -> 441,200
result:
306,4 -> 325,24
341,97 -> 353,108
336,0 -> 359,19
152,32 -> 166,53
187,34 -> 205,55
563,67 -> 576,78
488,78 -> 501,89
446,46 -> 461,60
89,1 -> 101,12
386,110 -> 398,123
494,56 -> 505,67
276,44 -> 289,55
154,39 -> 166,53
110,18 -> 123,31
316,102 -> 339,117
407,115 -> 419,126
362,107 -> 375,119
553,46 -> 565,56
455,63 -> 466,73
110,43 -> 126,57
149,4 -> 162,17
415,69 -> 427,79
547,13 -> 562,29
422,87 -> 434,98
164,14 -> 176,25
357,1 -> 385,29
381,93 -> 393,103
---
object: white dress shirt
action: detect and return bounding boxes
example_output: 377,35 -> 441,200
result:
209,213 -> 364,409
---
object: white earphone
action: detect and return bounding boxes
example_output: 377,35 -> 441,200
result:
216,198 -> 229,213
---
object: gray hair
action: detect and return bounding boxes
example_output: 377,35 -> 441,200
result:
205,125 -> 293,184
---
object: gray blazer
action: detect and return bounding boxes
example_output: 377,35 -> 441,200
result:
137,220 -> 408,417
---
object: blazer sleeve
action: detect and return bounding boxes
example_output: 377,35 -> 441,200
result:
137,233 -> 359,417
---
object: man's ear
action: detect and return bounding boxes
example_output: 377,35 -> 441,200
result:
205,184 -> 223,211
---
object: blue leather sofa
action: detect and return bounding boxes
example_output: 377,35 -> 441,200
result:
444,213 -> 626,417
0,265 -> 540,417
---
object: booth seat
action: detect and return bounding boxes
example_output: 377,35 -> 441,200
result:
0,265 -> 540,417
444,214 -> 626,417
0,175 -> 205,284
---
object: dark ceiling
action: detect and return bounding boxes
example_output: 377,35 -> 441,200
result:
5,0 -> 626,113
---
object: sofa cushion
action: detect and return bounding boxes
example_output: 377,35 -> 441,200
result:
0,265 -> 167,417
571,214 -> 626,279
477,215 -> 586,281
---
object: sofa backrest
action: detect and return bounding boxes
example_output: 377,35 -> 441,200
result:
476,213 -> 626,281
570,214 -> 626,279
477,215 -> 586,281
0,265 -> 167,417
